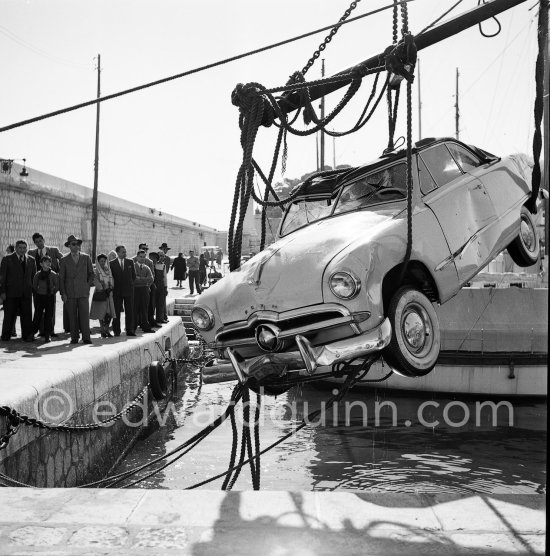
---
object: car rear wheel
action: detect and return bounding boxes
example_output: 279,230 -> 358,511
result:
383,287 -> 440,377
506,206 -> 540,267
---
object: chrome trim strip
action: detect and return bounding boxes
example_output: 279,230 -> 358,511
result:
215,303 -> 351,341
215,316 -> 356,348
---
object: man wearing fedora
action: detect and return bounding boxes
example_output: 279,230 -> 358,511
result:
59,234 -> 94,344
0,239 -> 37,342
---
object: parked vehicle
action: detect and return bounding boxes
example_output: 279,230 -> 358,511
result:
192,138 -> 541,393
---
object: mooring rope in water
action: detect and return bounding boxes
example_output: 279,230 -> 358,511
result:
186,357 -> 379,490
0,354 -> 386,490
82,382 -> 246,489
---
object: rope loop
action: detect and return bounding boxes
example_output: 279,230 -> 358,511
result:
384,33 -> 417,86
231,83 -> 275,128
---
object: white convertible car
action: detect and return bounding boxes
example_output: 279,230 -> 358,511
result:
192,138 -> 541,393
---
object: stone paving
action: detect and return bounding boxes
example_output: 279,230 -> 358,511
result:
0,489 -> 545,555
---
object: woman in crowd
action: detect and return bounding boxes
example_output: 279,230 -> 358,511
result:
171,252 -> 187,288
199,253 -> 208,287
90,253 -> 116,337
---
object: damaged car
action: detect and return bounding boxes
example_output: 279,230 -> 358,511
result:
192,138 -> 540,393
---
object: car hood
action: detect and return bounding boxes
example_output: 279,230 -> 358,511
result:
198,208 -> 398,324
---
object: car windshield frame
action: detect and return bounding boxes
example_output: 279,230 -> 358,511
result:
279,161 -> 409,237
279,195 -> 336,237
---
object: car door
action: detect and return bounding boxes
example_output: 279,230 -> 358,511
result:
419,143 -> 497,285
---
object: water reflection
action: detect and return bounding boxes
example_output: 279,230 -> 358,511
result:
115,370 -> 546,493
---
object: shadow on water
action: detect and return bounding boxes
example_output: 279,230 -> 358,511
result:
115,368 -> 546,494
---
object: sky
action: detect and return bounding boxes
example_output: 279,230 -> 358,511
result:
0,0 -> 540,230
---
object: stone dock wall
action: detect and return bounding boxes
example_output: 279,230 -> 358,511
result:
0,162 -> 227,255
0,316 -> 188,487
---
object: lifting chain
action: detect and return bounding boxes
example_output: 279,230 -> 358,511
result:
300,0 -> 362,77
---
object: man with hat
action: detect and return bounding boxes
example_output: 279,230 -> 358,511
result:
132,243 -> 157,329
58,234 -> 94,344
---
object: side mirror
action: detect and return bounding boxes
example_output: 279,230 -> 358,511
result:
539,188 -> 549,200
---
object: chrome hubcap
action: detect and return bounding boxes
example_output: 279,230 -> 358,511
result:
401,304 -> 432,355
520,218 -> 535,252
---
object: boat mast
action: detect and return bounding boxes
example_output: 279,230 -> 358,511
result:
417,58 -> 422,141
320,59 -> 326,171
455,68 -> 460,140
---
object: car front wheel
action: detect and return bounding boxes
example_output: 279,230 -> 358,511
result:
506,206 -> 540,267
383,287 -> 440,377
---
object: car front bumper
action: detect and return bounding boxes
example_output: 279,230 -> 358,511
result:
208,318 -> 392,383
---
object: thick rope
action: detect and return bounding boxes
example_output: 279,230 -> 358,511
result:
402,78 -> 414,272
526,0 -> 548,213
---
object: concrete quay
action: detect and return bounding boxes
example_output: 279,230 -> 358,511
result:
0,489 -> 545,555
0,310 -> 188,487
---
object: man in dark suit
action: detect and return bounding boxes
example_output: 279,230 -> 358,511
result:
0,239 -> 37,341
28,232 -> 63,337
58,234 -> 94,344
110,245 -> 136,337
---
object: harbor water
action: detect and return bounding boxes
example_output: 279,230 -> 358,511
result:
115,368 -> 546,493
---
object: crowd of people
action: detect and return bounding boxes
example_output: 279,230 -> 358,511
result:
0,233 -> 223,345
170,248 -> 223,292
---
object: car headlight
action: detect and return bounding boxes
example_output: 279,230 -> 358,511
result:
329,271 -> 361,299
191,306 -> 215,331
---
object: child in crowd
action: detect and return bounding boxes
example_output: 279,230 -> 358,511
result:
32,255 -> 59,343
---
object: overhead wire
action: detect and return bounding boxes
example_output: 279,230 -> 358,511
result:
0,24 -> 90,70
482,8 -> 515,144
0,0 -> 415,134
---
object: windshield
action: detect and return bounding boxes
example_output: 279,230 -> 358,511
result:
280,198 -> 334,236
279,163 -> 408,236
333,163 -> 407,215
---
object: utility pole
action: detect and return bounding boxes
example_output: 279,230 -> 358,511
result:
91,54 -> 101,261
455,68 -> 460,140
417,58 -> 422,141
320,59 -> 325,171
